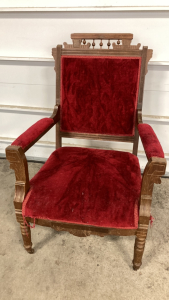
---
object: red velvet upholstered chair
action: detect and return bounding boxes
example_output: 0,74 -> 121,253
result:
6,33 -> 167,270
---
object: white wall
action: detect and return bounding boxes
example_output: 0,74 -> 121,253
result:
0,4 -> 169,174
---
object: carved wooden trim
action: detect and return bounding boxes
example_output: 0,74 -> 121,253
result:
112,40 -> 141,50
62,33 -> 143,52
139,157 -> 166,224
145,49 -> 153,74
15,208 -> 23,222
133,224 -> 148,270
63,41 -> 91,49
133,157 -> 166,270
63,38 -> 140,50
60,131 -> 134,143
53,34 -> 152,78
6,146 -> 30,203
62,49 -> 142,56
52,47 -> 57,71
19,220 -> 34,253
53,225 -> 96,237
137,109 -> 143,124
51,105 -> 61,149
50,104 -> 60,122
141,157 -> 166,195
27,217 -> 137,237
71,33 -> 133,40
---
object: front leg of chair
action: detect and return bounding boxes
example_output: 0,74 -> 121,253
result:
133,157 -> 166,270
17,214 -> 34,254
15,207 -> 34,253
133,224 -> 148,270
6,145 -> 34,253
20,222 -> 34,253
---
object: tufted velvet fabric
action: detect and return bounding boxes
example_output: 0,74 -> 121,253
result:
22,147 -> 142,229
138,123 -> 164,159
12,118 -> 55,150
61,56 -> 141,136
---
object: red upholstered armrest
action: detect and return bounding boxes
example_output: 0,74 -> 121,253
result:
12,106 -> 60,152
138,123 -> 164,159
12,118 -> 54,151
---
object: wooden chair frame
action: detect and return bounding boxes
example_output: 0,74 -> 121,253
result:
6,33 -> 166,270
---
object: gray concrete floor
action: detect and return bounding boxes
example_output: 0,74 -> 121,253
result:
0,158 -> 169,300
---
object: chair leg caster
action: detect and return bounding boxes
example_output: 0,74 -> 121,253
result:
132,260 -> 141,271
27,249 -> 34,254
24,245 -> 34,254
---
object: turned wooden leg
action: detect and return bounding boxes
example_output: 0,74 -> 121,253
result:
133,226 -> 148,270
19,220 -> 34,254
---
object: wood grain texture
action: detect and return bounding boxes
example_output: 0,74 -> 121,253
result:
112,40 -> 141,50
61,49 -> 142,56
133,157 -> 166,270
5,105 -> 60,253
55,45 -> 62,149
27,218 -> 137,237
63,41 -> 91,49
6,145 -> 30,203
71,33 -> 133,40
60,132 -> 135,142
146,49 -> 153,74
19,220 -> 34,254
138,47 -> 148,108
5,105 -> 60,200
6,145 -> 34,253
17,211 -> 34,253
133,124 -> 139,156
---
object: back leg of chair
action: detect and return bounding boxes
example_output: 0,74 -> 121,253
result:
19,219 -> 34,254
133,226 -> 148,270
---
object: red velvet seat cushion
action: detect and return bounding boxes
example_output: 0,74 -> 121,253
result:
22,147 -> 141,229
61,56 -> 141,136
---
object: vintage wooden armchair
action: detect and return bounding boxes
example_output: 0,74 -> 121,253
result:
6,33 -> 166,270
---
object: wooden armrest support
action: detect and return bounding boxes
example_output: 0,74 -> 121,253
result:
11,105 -> 60,153
139,157 -> 166,226
6,145 -> 30,207
137,110 -> 166,225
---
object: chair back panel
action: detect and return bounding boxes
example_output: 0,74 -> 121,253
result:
60,55 -> 141,136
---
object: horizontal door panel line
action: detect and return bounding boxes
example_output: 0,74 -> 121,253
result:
0,57 -> 169,67
0,105 -> 168,123
0,81 -> 55,86
0,9 -> 169,13
1,137 -> 169,157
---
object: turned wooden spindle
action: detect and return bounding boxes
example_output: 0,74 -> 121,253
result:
99,39 -> 103,49
117,39 -> 120,45
20,220 -> 34,254
107,39 -> 111,49
83,39 -> 86,45
92,39 -> 95,49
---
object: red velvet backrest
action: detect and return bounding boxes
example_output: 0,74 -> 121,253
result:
61,55 -> 141,136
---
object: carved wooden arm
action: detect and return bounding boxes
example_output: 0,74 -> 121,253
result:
5,105 -> 60,205
6,145 -> 30,205
136,113 -> 167,232
134,156 -> 166,270
135,110 -> 167,227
